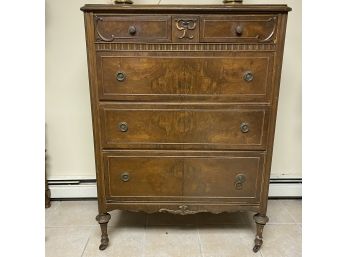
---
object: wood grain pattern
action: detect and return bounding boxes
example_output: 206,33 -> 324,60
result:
100,104 -> 270,149
105,156 -> 183,198
98,55 -> 272,101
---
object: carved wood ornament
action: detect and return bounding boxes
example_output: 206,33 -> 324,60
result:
175,19 -> 197,39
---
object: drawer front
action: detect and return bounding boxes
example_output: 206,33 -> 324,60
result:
100,104 -> 270,150
183,153 -> 265,203
104,155 -> 183,199
98,55 -> 273,102
103,151 -> 264,204
201,15 -> 278,43
94,15 -> 171,42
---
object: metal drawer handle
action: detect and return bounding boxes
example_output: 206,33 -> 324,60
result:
235,173 -> 246,190
116,71 -> 126,82
118,122 -> 128,132
235,25 -> 243,36
128,25 -> 137,36
243,71 -> 254,82
240,122 -> 249,133
120,172 -> 130,182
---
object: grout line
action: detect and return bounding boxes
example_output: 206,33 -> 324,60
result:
80,234 -> 90,257
45,225 -> 98,228
197,227 -> 205,257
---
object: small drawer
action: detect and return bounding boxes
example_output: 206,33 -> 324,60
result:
201,15 -> 278,43
97,53 -> 274,102
94,15 -> 171,42
100,104 -> 270,150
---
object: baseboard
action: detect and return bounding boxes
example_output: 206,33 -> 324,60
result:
48,179 -> 301,199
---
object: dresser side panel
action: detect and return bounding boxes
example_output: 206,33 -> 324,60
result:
84,12 -> 107,213
260,13 -> 289,214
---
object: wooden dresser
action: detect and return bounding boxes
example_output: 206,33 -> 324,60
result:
81,3 -> 291,252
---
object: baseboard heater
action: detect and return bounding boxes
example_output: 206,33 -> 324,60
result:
48,178 -> 302,199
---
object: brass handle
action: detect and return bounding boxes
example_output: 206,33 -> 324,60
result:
240,122 -> 249,133
243,71 -> 254,82
120,172 -> 130,182
116,71 -> 126,82
235,174 -> 246,190
128,26 -> 137,36
235,25 -> 243,36
118,122 -> 128,132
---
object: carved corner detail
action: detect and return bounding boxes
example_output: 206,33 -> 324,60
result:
257,17 -> 277,43
95,16 -> 115,42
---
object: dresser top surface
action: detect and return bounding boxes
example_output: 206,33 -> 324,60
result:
80,4 -> 291,13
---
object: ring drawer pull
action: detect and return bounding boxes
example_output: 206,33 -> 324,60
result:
120,172 -> 130,182
235,174 -> 246,190
118,122 -> 128,132
235,25 -> 243,36
240,122 -> 249,133
128,25 -> 137,36
243,71 -> 254,82
115,71 -> 126,82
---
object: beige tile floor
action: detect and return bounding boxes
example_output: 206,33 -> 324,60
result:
46,199 -> 301,257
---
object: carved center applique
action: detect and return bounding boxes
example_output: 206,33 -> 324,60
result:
175,19 -> 197,39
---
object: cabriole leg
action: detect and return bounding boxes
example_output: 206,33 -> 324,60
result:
96,213 -> 111,250
253,213 -> 269,253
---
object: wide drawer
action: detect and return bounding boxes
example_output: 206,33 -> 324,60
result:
201,15 -> 278,43
103,151 -> 265,204
97,54 -> 274,102
99,104 -> 270,150
94,15 -> 171,42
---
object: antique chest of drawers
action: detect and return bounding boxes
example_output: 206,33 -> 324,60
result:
81,3 -> 291,252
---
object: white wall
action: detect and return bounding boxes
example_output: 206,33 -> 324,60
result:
45,0 -> 301,180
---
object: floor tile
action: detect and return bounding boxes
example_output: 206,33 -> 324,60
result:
148,211 -> 245,226
144,226 -> 201,257
266,200 -> 298,224
46,200 -> 98,227
45,227 -> 92,257
241,200 -> 297,226
281,200 -> 302,224
195,212 -> 246,225
198,224 -> 262,257
260,224 -> 302,257
82,226 -> 145,257
147,212 -> 199,226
